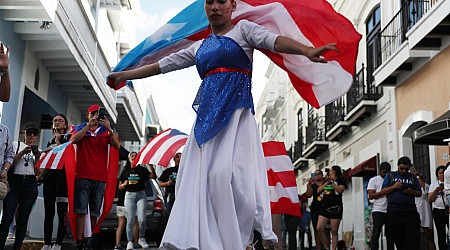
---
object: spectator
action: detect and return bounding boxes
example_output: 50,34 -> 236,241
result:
158,152 -> 181,216
284,213 -> 300,250
411,170 -> 435,250
298,199 -> 312,250
70,104 -> 120,250
428,165 -> 448,250
38,114 -> 72,250
367,162 -> 394,250
115,152 -> 139,250
305,169 -> 329,250
119,161 -> 153,250
0,123 -> 13,218
0,122 -> 41,249
317,166 -> 347,250
0,42 -> 11,102
381,156 -> 421,250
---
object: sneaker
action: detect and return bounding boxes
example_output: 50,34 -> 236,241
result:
138,238 -> 148,249
126,241 -> 134,250
114,245 -> 124,250
51,244 -> 62,250
40,245 -> 51,250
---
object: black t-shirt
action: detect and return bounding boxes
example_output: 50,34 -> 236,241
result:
159,166 -> 179,194
310,183 -> 322,212
120,166 -> 150,192
321,177 -> 347,208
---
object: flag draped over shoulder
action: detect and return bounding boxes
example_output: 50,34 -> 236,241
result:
109,0 -> 361,108
35,141 -> 75,170
134,128 -> 188,167
262,141 -> 300,217
66,124 -> 119,239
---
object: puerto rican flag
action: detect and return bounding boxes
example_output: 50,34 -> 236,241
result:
134,128 -> 188,167
109,0 -> 361,108
35,141 -> 75,170
262,141 -> 301,217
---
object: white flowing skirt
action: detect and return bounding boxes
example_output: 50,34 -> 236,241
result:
160,108 -> 277,250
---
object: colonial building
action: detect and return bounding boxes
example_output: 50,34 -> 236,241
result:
256,0 -> 450,248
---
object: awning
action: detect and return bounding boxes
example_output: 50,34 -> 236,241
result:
412,110 -> 450,145
348,155 -> 378,178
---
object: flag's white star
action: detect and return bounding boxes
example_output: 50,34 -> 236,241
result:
144,22 -> 187,49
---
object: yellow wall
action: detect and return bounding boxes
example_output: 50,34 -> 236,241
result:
396,46 -> 450,124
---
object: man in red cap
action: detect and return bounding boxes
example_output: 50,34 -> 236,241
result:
71,104 -> 120,250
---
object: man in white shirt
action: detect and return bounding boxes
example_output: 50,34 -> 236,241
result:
367,162 -> 393,250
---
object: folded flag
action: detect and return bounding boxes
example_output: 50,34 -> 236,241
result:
262,141 -> 301,217
109,0 -> 360,108
134,128 -> 188,167
35,141 -> 74,170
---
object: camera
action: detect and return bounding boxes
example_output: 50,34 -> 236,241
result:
324,168 -> 330,176
31,145 -> 39,154
98,107 -> 106,120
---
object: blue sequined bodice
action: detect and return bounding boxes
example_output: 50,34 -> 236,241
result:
193,35 -> 253,146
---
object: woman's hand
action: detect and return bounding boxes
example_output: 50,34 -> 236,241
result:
305,43 -> 338,63
108,72 -> 125,89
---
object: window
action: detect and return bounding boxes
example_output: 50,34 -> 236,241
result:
366,6 -> 382,77
413,143 -> 430,183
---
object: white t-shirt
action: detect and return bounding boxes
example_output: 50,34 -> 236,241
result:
12,141 -> 38,176
158,20 -> 279,74
429,180 -> 447,209
367,175 -> 387,213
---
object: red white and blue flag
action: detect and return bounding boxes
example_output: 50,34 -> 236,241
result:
109,0 -> 361,108
134,128 -> 188,167
262,141 -> 301,217
35,141 -> 75,170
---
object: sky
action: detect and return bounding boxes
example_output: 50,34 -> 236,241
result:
131,0 -> 270,134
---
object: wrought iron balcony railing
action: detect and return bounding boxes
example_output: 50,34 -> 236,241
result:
325,97 -> 345,132
376,0 -> 432,69
346,66 -> 383,113
305,116 -> 326,148
292,137 -> 303,163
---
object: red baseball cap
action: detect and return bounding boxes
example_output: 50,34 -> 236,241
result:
87,104 -> 100,114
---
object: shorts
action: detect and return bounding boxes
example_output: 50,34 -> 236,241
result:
116,206 -> 126,217
74,178 -> 106,217
319,205 -> 343,220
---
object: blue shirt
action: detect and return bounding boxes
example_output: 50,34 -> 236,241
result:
382,171 -> 421,212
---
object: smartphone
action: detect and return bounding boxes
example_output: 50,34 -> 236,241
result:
98,107 -> 105,120
311,172 -> 316,178
31,145 -> 39,154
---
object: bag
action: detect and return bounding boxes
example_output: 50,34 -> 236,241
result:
0,177 -> 9,200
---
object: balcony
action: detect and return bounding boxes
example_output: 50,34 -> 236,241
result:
325,97 -> 350,141
345,67 -> 381,126
303,115 -> 329,159
374,0 -> 450,86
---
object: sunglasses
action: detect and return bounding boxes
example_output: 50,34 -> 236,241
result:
399,167 -> 410,171
89,110 -> 99,116
26,130 -> 38,136
53,118 -> 65,123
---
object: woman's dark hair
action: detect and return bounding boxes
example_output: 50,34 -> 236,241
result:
124,151 -> 138,170
54,113 -> 69,133
436,165 -> 447,177
331,165 -> 342,177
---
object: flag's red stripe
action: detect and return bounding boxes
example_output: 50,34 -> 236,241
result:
134,128 -> 172,166
267,169 -> 297,187
262,141 -> 288,157
271,197 -> 301,217
158,137 -> 188,167
47,152 -> 58,169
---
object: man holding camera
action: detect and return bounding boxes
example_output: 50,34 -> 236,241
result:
159,152 -> 181,216
381,156 -> 421,250
71,104 -> 120,250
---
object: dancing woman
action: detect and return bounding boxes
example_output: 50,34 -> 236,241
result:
108,0 -> 337,249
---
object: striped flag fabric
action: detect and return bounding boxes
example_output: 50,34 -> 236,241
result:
262,141 -> 301,217
35,141 -> 75,170
109,0 -> 361,108
134,128 -> 188,167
